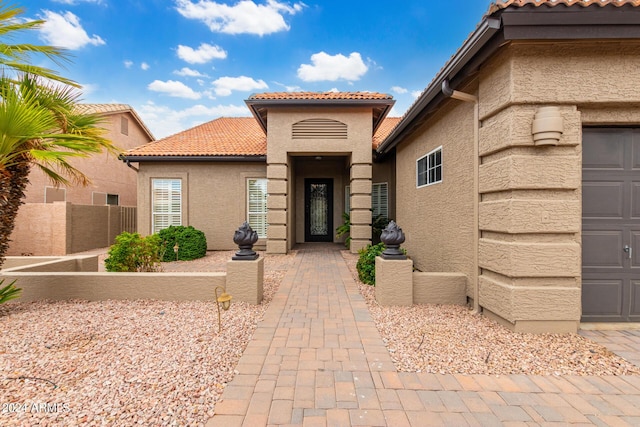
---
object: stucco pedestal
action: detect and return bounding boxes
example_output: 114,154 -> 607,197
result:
226,257 -> 264,304
375,256 -> 413,306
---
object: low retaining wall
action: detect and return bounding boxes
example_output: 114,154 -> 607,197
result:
375,256 -> 467,306
1,255 -> 226,302
413,272 -> 467,305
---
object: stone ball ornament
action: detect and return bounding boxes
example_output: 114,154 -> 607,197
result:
232,222 -> 259,260
380,220 -> 407,260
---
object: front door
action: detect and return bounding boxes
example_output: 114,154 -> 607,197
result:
582,128 -> 640,322
305,179 -> 333,242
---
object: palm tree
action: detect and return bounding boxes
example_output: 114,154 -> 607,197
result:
0,3 -> 115,266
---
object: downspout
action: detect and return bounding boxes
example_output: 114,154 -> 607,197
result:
124,159 -> 139,172
442,80 -> 481,314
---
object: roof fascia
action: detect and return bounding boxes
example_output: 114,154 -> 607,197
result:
376,17 -> 501,156
245,98 -> 395,134
120,155 -> 266,162
376,5 -> 640,156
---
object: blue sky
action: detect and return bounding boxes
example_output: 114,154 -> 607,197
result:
18,0 -> 494,139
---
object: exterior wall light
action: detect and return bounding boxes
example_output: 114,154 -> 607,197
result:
214,286 -> 232,332
173,243 -> 179,261
532,106 -> 564,146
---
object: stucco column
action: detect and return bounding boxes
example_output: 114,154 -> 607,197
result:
477,104 -> 582,333
266,163 -> 288,254
349,163 -> 372,253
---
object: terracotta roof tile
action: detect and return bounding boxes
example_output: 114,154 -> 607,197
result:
75,103 -> 155,141
248,91 -> 393,101
489,0 -> 640,13
125,117 -> 265,157
125,115 -> 400,158
373,117 -> 402,149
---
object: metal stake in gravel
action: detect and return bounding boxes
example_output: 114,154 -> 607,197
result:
214,286 -> 232,332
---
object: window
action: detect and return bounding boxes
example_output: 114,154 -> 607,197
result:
152,179 -> 182,233
106,194 -> 119,206
372,183 -> 388,219
247,178 -> 268,238
417,146 -> 442,187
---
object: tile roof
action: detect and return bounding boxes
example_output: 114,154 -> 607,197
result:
125,117 -> 266,157
489,0 -> 640,13
373,117 -> 401,149
124,116 -> 401,158
76,103 -> 155,141
248,92 -> 393,101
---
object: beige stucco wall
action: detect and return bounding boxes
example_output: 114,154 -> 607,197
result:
265,107 -> 375,253
7,202 -> 136,256
23,111 -> 150,207
475,41 -> 640,332
136,161 -> 267,251
395,99 -> 476,297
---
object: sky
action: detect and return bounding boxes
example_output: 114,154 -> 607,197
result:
17,0 -> 495,140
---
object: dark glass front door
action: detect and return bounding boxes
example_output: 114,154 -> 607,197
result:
305,179 -> 333,242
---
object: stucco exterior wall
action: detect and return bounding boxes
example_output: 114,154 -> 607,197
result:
23,111 -> 150,207
265,107 -> 375,253
7,202 -> 136,255
475,41 -> 640,332
137,161 -> 267,251
395,100 -> 476,296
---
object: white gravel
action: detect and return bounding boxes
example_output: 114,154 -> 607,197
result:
341,250 -> 640,377
0,251 -> 295,427
2,249 -> 638,426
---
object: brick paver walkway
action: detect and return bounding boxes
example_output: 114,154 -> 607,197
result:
206,245 -> 640,427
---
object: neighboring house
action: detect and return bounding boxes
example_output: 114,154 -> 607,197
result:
123,0 -> 640,332
23,104 -> 154,206
8,104 -> 154,256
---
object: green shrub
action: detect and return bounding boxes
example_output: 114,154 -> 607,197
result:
335,212 -> 351,249
105,232 -> 163,272
372,215 -> 390,244
0,279 -> 21,304
158,225 -> 207,262
356,242 -> 385,286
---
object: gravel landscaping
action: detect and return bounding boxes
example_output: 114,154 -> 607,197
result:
0,251 -> 295,427
1,248 -> 638,426
341,250 -> 640,377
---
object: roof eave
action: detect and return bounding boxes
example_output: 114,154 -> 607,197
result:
377,4 -> 640,157
376,17 -> 501,156
245,98 -> 396,134
119,154 -> 266,163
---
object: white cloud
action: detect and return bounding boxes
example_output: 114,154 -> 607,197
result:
147,80 -> 201,100
138,101 -> 251,139
391,86 -> 408,94
212,76 -> 268,96
174,67 -> 208,78
141,62 -> 150,71
124,60 -> 133,69
411,90 -> 423,98
38,10 -> 105,50
297,52 -> 368,82
175,0 -> 304,36
52,0 -> 104,4
273,81 -> 301,92
177,43 -> 227,64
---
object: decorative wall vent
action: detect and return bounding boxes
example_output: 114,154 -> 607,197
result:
292,118 -> 347,139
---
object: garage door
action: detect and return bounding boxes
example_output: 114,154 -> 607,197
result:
582,128 -> 640,322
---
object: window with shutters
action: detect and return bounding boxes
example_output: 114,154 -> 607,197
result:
247,178 -> 268,238
417,146 -> 442,187
372,183 -> 388,219
152,179 -> 182,233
